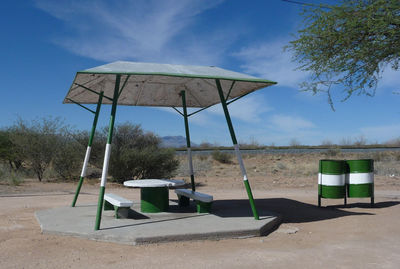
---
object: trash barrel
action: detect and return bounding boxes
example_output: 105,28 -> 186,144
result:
346,159 -> 374,205
318,160 -> 346,206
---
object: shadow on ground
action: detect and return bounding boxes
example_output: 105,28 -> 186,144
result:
187,198 -> 400,223
335,201 -> 400,209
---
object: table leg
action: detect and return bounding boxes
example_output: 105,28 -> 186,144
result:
141,187 -> 169,213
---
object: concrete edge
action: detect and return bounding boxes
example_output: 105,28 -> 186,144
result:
36,215 -> 283,246
134,215 -> 283,245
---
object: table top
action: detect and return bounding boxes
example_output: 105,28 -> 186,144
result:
123,179 -> 186,188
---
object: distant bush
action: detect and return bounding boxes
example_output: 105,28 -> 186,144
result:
198,141 -> 214,148
323,148 -> 341,157
212,150 -> 233,164
353,135 -> 367,146
321,139 -> 334,146
289,138 -> 301,147
107,123 -> 179,183
385,137 -> 400,146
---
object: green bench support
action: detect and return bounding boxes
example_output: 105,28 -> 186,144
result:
103,193 -> 133,219
175,189 -> 213,213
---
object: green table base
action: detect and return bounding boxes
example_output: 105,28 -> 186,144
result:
141,187 -> 169,213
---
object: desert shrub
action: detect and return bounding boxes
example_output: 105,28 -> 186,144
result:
353,135 -> 367,146
276,162 -> 287,170
0,130 -> 23,171
0,164 -> 24,186
321,139 -> 334,146
198,141 -> 213,148
8,117 -> 68,181
53,137 -> 85,181
323,148 -> 341,157
196,154 -> 209,161
385,137 -> 400,146
212,150 -> 233,164
110,147 -> 179,183
107,123 -> 179,183
289,138 -> 301,147
72,130 -> 106,169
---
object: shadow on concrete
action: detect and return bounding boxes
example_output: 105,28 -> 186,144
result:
101,213 -> 208,231
198,198 -> 379,223
126,209 -> 149,219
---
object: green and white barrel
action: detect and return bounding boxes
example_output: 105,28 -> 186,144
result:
346,159 -> 374,199
318,160 -> 346,199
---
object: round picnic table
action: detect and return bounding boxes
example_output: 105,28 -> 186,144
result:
123,179 -> 185,213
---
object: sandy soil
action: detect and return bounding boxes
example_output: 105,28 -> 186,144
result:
1,174 -> 400,269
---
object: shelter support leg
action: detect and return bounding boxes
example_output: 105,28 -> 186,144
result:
72,92 -> 104,207
180,90 -> 195,191
215,79 -> 259,220
95,75 -> 121,230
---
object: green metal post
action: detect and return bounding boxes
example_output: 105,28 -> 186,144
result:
95,75 -> 121,230
215,79 -> 259,220
72,91 -> 104,207
180,90 -> 195,191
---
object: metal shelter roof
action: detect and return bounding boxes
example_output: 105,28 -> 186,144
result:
63,61 -> 277,108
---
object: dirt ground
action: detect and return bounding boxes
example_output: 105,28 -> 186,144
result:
1,152 -> 400,268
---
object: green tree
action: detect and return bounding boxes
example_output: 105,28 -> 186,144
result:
72,130 -> 106,169
107,123 -> 179,182
0,130 -> 22,171
52,135 -> 85,181
288,0 -> 400,107
9,117 -> 67,181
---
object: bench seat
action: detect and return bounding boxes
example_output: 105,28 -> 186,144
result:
174,189 -> 213,213
104,193 -> 133,219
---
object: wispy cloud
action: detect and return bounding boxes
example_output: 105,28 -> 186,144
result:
269,114 -> 315,133
207,95 -> 273,123
233,39 -> 309,88
360,124 -> 400,142
34,0 -> 227,65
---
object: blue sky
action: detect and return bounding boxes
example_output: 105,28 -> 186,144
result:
1,0 -> 400,146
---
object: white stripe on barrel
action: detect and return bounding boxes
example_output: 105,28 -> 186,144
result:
234,144 -> 248,181
80,146 -> 92,177
318,173 -> 345,186
346,172 -> 374,184
100,144 -> 112,187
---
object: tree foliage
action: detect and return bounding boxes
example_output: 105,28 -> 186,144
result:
8,117 -> 69,181
1,119 -> 179,183
52,136 -> 85,181
0,130 -> 23,171
107,123 -> 179,182
288,0 -> 400,107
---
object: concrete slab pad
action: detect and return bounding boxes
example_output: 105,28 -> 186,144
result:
35,199 -> 281,245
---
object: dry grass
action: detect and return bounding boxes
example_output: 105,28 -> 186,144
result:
175,151 -> 400,190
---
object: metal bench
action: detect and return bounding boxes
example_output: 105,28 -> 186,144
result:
174,189 -> 213,213
104,193 -> 133,219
